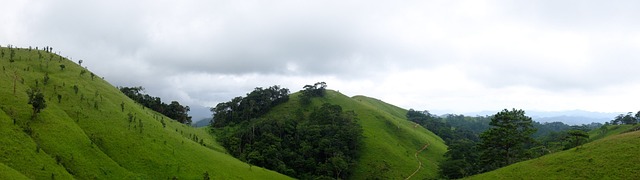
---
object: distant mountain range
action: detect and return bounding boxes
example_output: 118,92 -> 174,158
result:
461,110 -> 622,125
188,105 -> 213,122
192,118 -> 211,127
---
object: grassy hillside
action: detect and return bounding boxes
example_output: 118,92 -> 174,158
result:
468,130 -> 640,179
0,47 -> 289,179
589,124 -> 640,141
264,91 -> 447,179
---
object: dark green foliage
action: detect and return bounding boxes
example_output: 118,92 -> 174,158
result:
428,109 -> 580,178
119,86 -> 192,124
59,64 -> 65,71
217,103 -> 363,179
610,112 -> 639,125
406,110 -> 484,178
442,114 -> 492,134
9,49 -> 15,62
211,85 -> 290,127
536,124 -> 598,154
440,139 -> 480,178
212,85 -> 362,179
300,82 -> 326,105
27,87 -> 47,119
57,94 -> 62,103
532,121 -> 571,138
43,73 -> 50,85
567,129 -> 589,148
407,110 -> 455,142
73,85 -> 79,94
479,109 -> 536,172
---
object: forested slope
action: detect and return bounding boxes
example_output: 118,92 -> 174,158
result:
262,91 -> 448,179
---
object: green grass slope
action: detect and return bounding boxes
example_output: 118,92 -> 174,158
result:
589,124 -> 640,141
469,130 -> 640,179
0,47 -> 290,179
264,91 -> 447,179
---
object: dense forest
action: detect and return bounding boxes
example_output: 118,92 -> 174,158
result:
210,85 -> 290,127
406,109 -> 601,179
119,86 -> 192,124
211,83 -> 363,179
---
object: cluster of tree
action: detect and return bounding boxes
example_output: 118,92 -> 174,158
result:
217,103 -> 362,179
406,110 -> 480,143
440,114 -> 492,134
300,82 -> 327,105
212,83 -> 363,179
119,86 -> 192,124
408,109 -> 599,179
406,110 -> 485,178
432,109 -> 539,178
609,111 -> 640,125
27,87 -> 47,120
537,128 -> 590,153
211,85 -> 290,127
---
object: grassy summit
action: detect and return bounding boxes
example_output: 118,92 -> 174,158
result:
0,46 -> 290,179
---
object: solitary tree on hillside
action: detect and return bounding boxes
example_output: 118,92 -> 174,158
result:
479,109 -> 536,172
27,88 -> 47,120
567,130 -> 589,149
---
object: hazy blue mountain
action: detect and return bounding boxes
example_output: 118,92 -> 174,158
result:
461,110 -> 621,125
192,118 -> 212,127
188,105 -> 213,122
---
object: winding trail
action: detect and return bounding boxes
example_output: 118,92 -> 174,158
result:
404,142 -> 430,180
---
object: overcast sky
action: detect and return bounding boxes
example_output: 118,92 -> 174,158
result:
3,0 -> 640,119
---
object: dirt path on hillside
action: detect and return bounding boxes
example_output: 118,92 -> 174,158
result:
404,142 -> 430,180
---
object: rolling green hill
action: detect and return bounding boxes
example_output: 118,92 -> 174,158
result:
0,47 -> 290,179
262,91 -> 448,179
468,130 -> 640,179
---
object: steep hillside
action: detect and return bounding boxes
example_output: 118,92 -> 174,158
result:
264,91 -> 447,179
468,130 -> 640,179
0,47 -> 289,179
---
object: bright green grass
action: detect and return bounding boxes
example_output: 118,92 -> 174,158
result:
264,90 -> 447,179
0,47 -> 290,179
469,130 -> 640,179
589,124 -> 640,141
0,162 -> 29,180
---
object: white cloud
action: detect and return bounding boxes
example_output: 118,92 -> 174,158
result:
2,0 -> 640,118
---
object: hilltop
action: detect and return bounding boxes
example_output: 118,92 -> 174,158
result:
0,46 -> 289,179
256,90 -> 448,179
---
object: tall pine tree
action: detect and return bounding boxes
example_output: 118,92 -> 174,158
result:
479,109 -> 536,172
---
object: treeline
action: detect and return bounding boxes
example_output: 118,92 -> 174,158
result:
300,82 -> 327,105
407,109 -> 599,179
211,83 -> 364,179
211,85 -> 290,127
119,86 -> 192,124
608,111 -> 640,125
